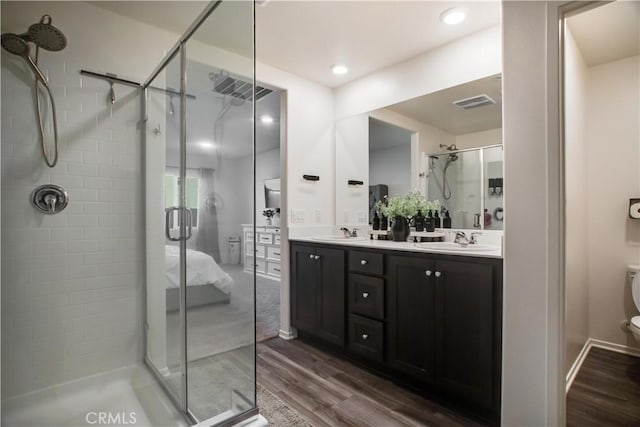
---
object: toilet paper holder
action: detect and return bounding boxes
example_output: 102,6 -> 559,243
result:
629,198 -> 640,219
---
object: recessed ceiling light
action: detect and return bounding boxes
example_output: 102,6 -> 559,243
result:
331,64 -> 349,75
261,115 -> 274,124
198,141 -> 215,150
440,8 -> 466,25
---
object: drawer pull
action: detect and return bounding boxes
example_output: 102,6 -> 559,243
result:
274,252 -> 280,256
314,255 -> 320,260
309,254 -> 314,259
425,270 -> 432,277
435,271 -> 442,278
362,334 -> 368,340
362,292 -> 369,299
274,268 -> 280,272
360,259 -> 367,265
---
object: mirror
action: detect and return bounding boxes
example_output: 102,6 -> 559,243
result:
264,177 -> 281,209
335,74 -> 503,230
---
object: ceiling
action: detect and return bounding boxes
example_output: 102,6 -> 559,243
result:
91,1 -> 501,88
568,1 -> 639,67
387,74 -> 502,135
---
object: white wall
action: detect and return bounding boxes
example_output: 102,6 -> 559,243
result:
564,26 -> 590,374
334,26 -> 502,120
369,145 -> 411,198
586,54 -> 640,348
502,2 -> 564,425
0,1 -> 178,398
455,128 -> 502,150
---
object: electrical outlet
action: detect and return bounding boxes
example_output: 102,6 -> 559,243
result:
291,209 -> 304,224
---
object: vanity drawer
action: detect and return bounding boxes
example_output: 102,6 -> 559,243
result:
244,230 -> 254,242
349,250 -> 384,275
258,233 -> 273,244
348,314 -> 384,363
267,246 -> 281,261
255,244 -> 266,258
267,261 -> 281,277
349,274 -> 384,320
246,257 -> 267,274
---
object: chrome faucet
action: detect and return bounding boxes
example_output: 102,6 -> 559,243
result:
340,227 -> 358,238
470,232 -> 482,244
454,231 -> 469,245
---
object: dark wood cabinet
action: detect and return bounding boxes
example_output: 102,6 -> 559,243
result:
291,244 -> 346,346
388,256 -> 437,382
388,255 -> 500,408
290,241 -> 502,423
434,259 -> 496,407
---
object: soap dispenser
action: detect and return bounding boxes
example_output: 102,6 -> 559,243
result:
434,210 -> 441,228
442,210 -> 452,228
425,210 -> 435,232
414,210 -> 425,232
372,212 -> 380,230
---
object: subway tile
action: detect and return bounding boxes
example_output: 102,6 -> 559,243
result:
68,240 -> 99,253
66,162 -> 98,177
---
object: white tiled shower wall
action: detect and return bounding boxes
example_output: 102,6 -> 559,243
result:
1,56 -> 144,398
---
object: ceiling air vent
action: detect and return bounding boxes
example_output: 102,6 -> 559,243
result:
452,94 -> 496,110
210,71 -> 273,101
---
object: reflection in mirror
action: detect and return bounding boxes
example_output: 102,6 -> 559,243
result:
368,118 -> 412,222
484,145 -> 504,230
264,177 -> 280,209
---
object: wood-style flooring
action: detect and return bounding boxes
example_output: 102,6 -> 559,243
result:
567,347 -> 640,426
257,338 -> 485,427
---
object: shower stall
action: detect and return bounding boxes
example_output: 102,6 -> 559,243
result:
1,1 -> 259,426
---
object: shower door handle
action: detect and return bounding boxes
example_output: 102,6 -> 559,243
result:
165,207 -> 181,241
184,208 -> 193,240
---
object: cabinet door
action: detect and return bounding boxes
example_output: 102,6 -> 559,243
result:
388,256 -> 436,382
434,260 -> 495,406
316,247 -> 346,346
291,245 -> 319,334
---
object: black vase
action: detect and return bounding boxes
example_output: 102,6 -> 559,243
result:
372,212 -> 380,230
391,216 -> 409,241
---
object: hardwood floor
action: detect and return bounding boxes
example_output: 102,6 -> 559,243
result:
567,347 -> 640,426
257,338 -> 486,427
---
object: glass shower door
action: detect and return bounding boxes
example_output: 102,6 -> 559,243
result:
183,1 -> 256,422
144,1 -> 256,425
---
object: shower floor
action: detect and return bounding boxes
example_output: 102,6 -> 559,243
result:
1,364 -> 188,427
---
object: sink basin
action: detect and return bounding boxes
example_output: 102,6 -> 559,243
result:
415,242 -> 499,252
312,235 -> 368,242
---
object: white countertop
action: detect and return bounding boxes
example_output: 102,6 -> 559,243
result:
289,236 -> 503,259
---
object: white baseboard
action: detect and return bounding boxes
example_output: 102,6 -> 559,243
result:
278,327 -> 297,340
566,337 -> 640,393
566,340 -> 590,393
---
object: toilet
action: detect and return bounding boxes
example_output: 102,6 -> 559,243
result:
630,265 -> 640,342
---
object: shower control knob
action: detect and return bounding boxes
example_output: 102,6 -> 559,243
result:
31,184 -> 68,215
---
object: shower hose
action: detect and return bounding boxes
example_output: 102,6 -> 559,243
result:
34,44 -> 59,168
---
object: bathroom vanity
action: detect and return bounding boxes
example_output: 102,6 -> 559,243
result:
290,238 -> 502,423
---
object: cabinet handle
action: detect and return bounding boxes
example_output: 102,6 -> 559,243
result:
360,259 -> 367,265
274,268 -> 280,272
309,254 -> 314,259
362,334 -> 368,340
425,270 -> 432,277
362,292 -> 369,299
435,271 -> 442,278
274,252 -> 280,256
314,255 -> 320,260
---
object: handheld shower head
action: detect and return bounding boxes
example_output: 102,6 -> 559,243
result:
1,33 -> 49,85
27,15 -> 67,51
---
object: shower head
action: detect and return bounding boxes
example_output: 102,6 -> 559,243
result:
439,143 -> 457,152
27,15 -> 67,51
1,33 -> 49,86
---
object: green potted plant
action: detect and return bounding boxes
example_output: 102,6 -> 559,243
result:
380,191 -> 427,241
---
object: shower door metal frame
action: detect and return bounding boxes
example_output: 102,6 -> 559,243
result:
141,1 -> 259,425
